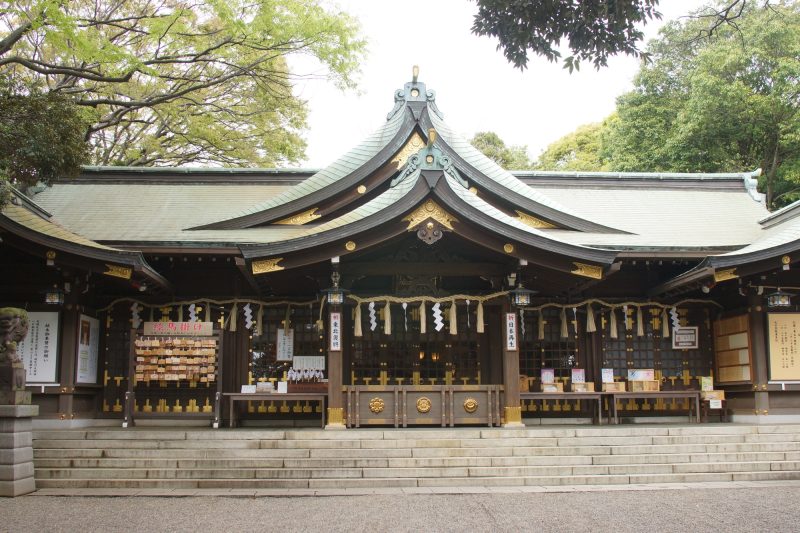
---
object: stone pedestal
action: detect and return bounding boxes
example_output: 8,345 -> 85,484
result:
0,404 -> 39,497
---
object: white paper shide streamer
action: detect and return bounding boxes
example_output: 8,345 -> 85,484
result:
432,302 -> 444,332
243,303 -> 254,330
131,303 -> 142,330
369,302 -> 377,332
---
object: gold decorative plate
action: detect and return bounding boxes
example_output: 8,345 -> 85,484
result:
369,397 -> 385,414
463,397 -> 479,413
416,397 -> 432,413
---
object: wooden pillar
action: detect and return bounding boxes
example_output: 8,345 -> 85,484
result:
326,303 -> 345,429
748,291 -> 770,417
57,306 -> 79,419
502,300 -> 524,427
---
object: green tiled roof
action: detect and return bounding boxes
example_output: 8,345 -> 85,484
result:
207,107 -> 407,223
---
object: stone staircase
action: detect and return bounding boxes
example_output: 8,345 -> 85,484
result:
32,425 -> 800,490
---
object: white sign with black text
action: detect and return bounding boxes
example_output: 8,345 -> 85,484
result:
505,313 -> 517,351
672,326 -> 699,349
17,311 -> 60,383
329,312 -> 342,351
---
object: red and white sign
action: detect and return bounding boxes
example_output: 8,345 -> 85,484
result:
143,321 -> 213,336
329,312 -> 342,351
505,312 -> 517,351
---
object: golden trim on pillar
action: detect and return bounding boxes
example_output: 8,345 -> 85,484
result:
391,132 -> 426,168
327,407 -> 345,426
571,262 -> 602,279
252,257 -> 284,274
274,208 -> 320,225
504,406 -> 522,424
104,264 -> 132,280
515,211 -> 556,229
713,268 -> 738,282
403,199 -> 457,231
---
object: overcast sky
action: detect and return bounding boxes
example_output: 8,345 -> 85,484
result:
293,0 -> 707,168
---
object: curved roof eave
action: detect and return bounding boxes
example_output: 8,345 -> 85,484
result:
1,202 -> 172,292
240,166 -> 617,269
422,109 -> 627,234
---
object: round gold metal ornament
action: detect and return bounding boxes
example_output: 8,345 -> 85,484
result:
416,397 -> 432,413
368,397 -> 385,414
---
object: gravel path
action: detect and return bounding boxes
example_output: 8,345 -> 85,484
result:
2,485 -> 800,533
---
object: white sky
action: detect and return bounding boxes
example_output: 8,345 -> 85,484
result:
293,0 -> 706,168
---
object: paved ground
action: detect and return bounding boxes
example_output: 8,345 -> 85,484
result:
3,481 -> 800,532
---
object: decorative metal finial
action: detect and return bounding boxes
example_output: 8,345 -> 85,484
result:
427,128 -> 436,147
412,65 -> 419,83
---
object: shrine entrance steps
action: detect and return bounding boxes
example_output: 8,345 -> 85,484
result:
32,425 -> 800,490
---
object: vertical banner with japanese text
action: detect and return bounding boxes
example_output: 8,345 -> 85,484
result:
329,312 -> 342,351
505,312 -> 517,351
17,311 -> 60,383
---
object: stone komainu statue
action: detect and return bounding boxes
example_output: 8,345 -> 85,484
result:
0,307 -> 31,405
0,308 -> 29,365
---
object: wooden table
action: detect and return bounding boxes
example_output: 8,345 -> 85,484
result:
608,391 -> 701,424
223,393 -> 326,428
520,392 -> 605,424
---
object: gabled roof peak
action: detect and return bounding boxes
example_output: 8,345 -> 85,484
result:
386,66 -> 444,121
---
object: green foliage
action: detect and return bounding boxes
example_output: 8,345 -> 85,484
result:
604,1 -> 800,207
535,122 -> 611,171
0,76 -> 89,206
470,131 -> 534,170
472,0 -> 662,71
0,1 -> 365,166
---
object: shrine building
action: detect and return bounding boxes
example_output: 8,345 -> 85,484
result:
3,72 -> 800,429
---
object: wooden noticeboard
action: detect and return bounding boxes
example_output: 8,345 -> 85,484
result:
767,313 -> 800,381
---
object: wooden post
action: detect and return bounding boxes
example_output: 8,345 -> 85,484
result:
57,307 -> 79,420
748,291 -> 770,418
326,304 -> 345,429
502,300 -> 524,427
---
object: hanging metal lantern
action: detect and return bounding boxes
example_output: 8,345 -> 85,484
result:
768,288 -> 792,308
509,284 -> 535,307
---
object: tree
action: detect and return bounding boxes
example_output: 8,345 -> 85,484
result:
0,77 -> 89,208
471,1 -> 774,71
472,0 -> 662,71
535,122 -> 610,171
603,1 -> 800,207
0,1 -> 364,166
470,131 -> 534,170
